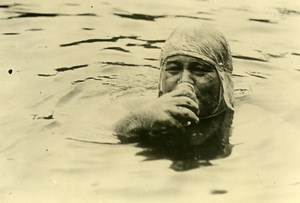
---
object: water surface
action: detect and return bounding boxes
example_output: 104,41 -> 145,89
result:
1,0 -> 300,202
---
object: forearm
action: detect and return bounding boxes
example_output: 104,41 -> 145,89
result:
113,111 -> 150,143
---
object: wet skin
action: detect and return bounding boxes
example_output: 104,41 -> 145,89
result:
114,55 -> 223,141
160,55 -> 221,117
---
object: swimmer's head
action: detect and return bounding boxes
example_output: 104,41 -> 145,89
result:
158,22 -> 234,117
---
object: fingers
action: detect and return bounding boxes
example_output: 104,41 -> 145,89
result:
169,88 -> 198,104
173,97 -> 199,115
168,106 -> 199,124
150,115 -> 185,134
165,117 -> 185,131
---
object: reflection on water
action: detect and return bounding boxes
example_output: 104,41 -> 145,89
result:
1,0 -> 300,202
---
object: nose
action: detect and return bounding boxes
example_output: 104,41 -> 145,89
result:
179,69 -> 193,84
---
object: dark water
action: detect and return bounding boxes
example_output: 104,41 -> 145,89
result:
1,0 -> 300,202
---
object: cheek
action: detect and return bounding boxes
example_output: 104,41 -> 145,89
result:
196,73 -> 219,91
160,72 -> 180,93
194,73 -> 220,113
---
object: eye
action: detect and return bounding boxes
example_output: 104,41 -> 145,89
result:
164,63 -> 182,75
190,63 -> 214,76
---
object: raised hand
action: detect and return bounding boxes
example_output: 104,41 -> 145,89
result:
114,86 -> 200,142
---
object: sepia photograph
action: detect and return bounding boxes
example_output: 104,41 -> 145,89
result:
1,0 -> 300,202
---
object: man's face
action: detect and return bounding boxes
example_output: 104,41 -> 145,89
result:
160,55 -> 221,117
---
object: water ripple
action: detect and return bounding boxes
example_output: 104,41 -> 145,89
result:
114,13 -> 212,21
72,77 -> 103,85
144,58 -> 158,61
114,13 -> 164,21
8,12 -> 64,19
100,61 -> 158,69
2,32 -> 20,35
7,12 -> 97,19
277,8 -> 300,15
82,28 -> 94,31
126,42 -> 160,49
246,72 -> 267,79
292,52 -> 300,56
76,13 -> 97,16
55,64 -> 88,72
32,113 -> 54,120
0,3 -> 22,8
102,47 -> 130,53
25,28 -> 43,31
60,36 -> 139,47
232,54 -> 268,62
249,18 -> 276,24
37,64 -> 89,77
